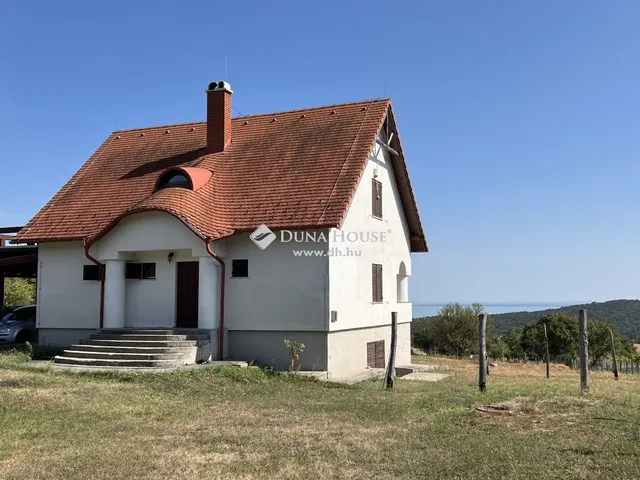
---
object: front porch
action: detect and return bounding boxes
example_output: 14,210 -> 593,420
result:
91,211 -> 226,335
102,254 -> 222,331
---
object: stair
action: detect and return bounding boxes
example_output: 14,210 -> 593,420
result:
53,329 -> 211,368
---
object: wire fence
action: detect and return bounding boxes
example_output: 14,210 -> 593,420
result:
566,358 -> 640,375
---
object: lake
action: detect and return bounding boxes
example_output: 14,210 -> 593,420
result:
412,302 -> 574,318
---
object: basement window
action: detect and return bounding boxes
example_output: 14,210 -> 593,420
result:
83,265 -> 100,281
125,262 -> 156,280
232,259 -> 248,278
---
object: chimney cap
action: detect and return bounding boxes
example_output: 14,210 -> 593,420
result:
206,80 -> 233,93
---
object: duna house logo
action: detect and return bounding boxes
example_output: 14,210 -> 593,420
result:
250,224 -> 277,250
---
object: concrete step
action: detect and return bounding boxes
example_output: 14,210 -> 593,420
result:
395,364 -> 440,377
67,344 -> 196,355
90,334 -> 209,341
62,350 -> 188,361
80,339 -> 199,348
53,356 -> 187,368
101,329 -> 209,335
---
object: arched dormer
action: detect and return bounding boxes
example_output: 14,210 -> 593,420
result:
155,167 -> 213,192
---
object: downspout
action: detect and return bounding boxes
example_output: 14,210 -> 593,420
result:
84,239 -> 105,329
205,238 -> 225,360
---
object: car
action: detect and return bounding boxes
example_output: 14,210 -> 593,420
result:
0,305 -> 37,344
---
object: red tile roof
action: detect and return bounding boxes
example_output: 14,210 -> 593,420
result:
15,99 -> 428,252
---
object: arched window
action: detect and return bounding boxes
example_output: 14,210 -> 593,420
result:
157,171 -> 193,190
397,261 -> 409,303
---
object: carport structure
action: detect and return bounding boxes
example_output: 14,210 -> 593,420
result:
0,226 -> 37,307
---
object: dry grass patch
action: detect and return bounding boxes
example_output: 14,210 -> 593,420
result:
0,352 -> 639,479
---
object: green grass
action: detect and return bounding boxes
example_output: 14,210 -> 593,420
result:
0,352 -> 639,479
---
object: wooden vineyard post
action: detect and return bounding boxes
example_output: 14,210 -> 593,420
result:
385,312 -> 398,389
609,328 -> 619,380
579,309 -> 589,393
478,313 -> 487,392
543,323 -> 550,379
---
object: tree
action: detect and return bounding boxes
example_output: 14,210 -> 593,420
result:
487,335 -> 508,360
520,313 -> 579,361
3,278 -> 36,308
587,320 -> 636,363
502,313 -> 636,364
504,327 -> 525,360
431,302 -> 489,357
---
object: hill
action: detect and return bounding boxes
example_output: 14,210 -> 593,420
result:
416,300 -> 640,342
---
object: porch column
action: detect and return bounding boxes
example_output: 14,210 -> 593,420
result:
0,274 -> 4,308
198,257 -> 219,329
103,260 -> 125,329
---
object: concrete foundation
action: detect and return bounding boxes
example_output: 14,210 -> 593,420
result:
327,322 -> 411,377
37,328 -> 99,347
227,330 -> 328,371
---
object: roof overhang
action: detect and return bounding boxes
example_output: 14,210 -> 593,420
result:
0,247 -> 38,277
376,105 -> 428,252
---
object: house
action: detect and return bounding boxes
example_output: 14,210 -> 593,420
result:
14,81 -> 428,376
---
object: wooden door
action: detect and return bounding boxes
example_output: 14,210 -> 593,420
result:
366,340 -> 385,368
176,262 -> 199,328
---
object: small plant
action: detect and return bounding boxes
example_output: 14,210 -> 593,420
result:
284,339 -> 305,371
24,341 -> 33,360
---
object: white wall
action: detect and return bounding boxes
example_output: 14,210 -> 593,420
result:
327,322 -> 412,377
328,129 -> 413,332
36,241 -> 100,329
218,232 -> 329,331
123,250 -> 196,328
95,211 -> 210,260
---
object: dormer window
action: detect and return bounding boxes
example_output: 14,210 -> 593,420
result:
157,171 -> 193,190
154,167 -> 213,192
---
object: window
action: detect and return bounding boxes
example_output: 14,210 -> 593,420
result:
142,263 -> 156,279
232,259 -> 248,278
83,265 -> 100,281
372,178 -> 382,218
366,340 -> 385,368
125,263 -> 156,280
126,263 -> 142,279
6,307 -> 36,322
372,264 -> 383,303
157,171 -> 192,190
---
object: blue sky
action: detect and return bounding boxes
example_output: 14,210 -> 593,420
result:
2,1 -> 639,304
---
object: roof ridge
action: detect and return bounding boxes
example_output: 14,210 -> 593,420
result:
111,98 -> 390,135
233,98 -> 390,120
113,120 -> 205,134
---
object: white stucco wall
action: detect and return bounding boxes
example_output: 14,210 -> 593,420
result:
218,232 -> 329,332
122,250 -> 197,328
327,322 -> 412,377
328,129 -> 413,332
95,211 -> 210,260
36,241 -> 100,330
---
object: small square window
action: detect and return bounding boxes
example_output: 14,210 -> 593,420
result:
125,263 -> 142,279
232,259 -> 248,278
83,265 -> 100,281
142,263 -> 156,279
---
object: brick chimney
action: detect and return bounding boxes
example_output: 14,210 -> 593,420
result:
206,81 -> 233,154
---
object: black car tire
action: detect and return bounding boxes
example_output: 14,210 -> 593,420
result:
15,331 -> 31,344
